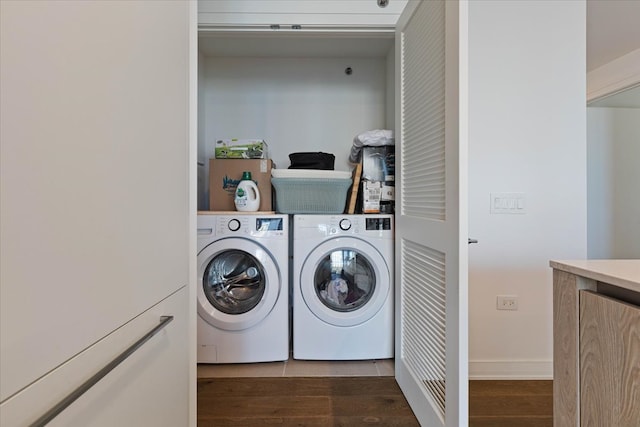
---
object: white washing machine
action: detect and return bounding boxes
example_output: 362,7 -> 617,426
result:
293,214 -> 394,360
197,213 -> 289,363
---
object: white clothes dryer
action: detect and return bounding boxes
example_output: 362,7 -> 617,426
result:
292,214 -> 394,360
197,213 -> 289,363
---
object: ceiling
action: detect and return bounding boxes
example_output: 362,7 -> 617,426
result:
587,1 -> 640,107
587,0 -> 640,72
199,2 -> 640,105
200,2 -> 640,64
198,32 -> 394,58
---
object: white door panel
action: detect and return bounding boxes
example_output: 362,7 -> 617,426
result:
0,0 -> 193,421
394,1 -> 469,426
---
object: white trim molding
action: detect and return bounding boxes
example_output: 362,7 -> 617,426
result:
469,360 -> 553,380
588,48 -> 640,102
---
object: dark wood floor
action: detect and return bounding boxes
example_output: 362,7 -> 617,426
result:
469,380 -> 552,427
197,377 -> 552,426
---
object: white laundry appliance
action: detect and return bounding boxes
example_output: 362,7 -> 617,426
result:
197,213 -> 289,363
292,214 -> 394,360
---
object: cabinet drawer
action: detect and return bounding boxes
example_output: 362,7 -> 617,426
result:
0,288 -> 190,427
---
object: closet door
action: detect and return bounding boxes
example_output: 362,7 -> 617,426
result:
394,1 -> 469,426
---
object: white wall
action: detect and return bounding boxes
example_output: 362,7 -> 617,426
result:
198,51 -> 208,210
468,1 -> 587,379
198,55 -> 389,209
202,56 -> 387,170
587,107 -> 640,258
385,47 -> 396,130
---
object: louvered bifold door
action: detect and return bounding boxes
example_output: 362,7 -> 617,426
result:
394,1 -> 469,426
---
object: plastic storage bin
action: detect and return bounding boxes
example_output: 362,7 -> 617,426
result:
271,169 -> 352,214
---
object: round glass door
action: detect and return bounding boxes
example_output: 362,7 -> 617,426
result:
314,250 -> 375,312
300,237 -> 390,327
203,249 -> 266,315
197,238 -> 280,331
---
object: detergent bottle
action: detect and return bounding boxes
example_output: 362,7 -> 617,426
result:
234,171 -> 260,212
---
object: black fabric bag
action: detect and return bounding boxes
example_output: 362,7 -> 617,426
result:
288,152 -> 335,170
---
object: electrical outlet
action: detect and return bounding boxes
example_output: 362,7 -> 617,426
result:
497,295 -> 518,311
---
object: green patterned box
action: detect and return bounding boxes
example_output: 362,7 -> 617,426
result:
214,139 -> 268,159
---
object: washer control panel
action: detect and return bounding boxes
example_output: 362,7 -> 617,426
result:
213,215 -> 287,238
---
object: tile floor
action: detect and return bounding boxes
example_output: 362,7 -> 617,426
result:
197,358 -> 395,378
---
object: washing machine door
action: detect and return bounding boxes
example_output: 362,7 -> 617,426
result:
300,237 -> 390,327
198,237 -> 280,331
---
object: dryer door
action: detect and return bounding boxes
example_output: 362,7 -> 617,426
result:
300,237 -> 390,327
197,237 -> 280,331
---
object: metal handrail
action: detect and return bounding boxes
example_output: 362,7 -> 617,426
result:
29,315 -> 174,427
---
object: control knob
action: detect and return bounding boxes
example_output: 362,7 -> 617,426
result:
228,219 -> 241,231
339,219 -> 352,231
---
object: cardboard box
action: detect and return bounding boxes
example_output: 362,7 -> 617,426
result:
209,159 -> 273,211
362,181 -> 382,214
361,181 -> 394,214
214,139 -> 268,159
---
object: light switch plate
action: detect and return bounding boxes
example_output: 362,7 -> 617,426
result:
490,192 -> 526,214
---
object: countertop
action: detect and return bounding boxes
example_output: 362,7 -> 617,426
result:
550,259 -> 640,293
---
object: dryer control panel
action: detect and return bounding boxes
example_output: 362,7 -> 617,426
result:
294,214 -> 393,239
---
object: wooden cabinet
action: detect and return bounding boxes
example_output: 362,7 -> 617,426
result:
580,291 -> 640,427
551,260 -> 640,427
198,0 -> 408,29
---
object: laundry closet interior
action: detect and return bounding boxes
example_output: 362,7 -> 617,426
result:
196,1 -> 403,375
197,33 -> 397,209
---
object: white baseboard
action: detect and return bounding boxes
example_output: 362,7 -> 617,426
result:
469,360 -> 552,380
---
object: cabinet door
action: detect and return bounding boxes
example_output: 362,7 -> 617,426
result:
580,290 -> 640,427
1,288 -> 190,427
198,0 -> 408,29
0,0 -> 194,422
